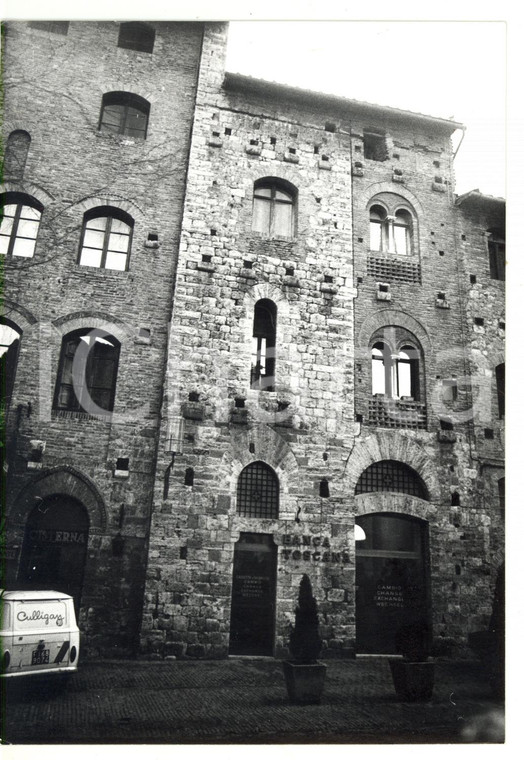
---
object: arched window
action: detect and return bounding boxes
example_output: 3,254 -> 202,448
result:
251,299 -> 277,391
53,328 -> 120,415
0,192 -> 43,258
488,228 -> 505,281
495,363 -> 505,418
99,92 -> 150,139
355,460 -> 428,499
0,320 -> 22,407
118,22 -> 155,53
252,179 -> 295,237
78,206 -> 133,270
371,339 -> 421,400
237,461 -> 279,519
2,130 -> 31,179
369,193 -> 413,256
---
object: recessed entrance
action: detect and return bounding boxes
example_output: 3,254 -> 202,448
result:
355,513 -> 430,654
229,533 -> 277,656
18,494 -> 89,611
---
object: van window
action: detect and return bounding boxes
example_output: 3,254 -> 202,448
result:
1,601 -> 11,629
13,600 -> 68,629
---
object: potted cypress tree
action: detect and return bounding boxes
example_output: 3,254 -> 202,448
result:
389,621 -> 435,702
282,574 -> 326,704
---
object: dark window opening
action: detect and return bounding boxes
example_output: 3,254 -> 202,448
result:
364,130 -> 388,161
237,462 -> 279,519
251,300 -> 277,392
319,479 -> 330,498
99,91 -> 150,139
117,22 -> 155,53
116,457 -> 129,471
188,391 -> 200,402
53,328 -> 120,415
2,130 -> 31,180
0,320 -> 22,408
484,428 -> 494,440
451,492 -> 460,506
488,230 -> 505,281
495,363 -> 505,418
184,468 -> 194,486
498,478 -> 505,516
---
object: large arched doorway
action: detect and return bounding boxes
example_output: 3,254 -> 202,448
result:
18,495 -> 89,610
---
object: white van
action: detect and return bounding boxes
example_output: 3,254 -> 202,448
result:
1,589 -> 80,679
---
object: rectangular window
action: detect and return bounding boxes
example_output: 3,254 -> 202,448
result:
489,240 -> 505,281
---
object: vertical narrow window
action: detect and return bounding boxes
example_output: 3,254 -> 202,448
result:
251,300 -> 277,392
252,180 -> 295,237
53,328 -> 120,415
2,130 -> 31,180
393,210 -> 412,255
488,230 -> 505,281
495,363 -> 505,418
371,343 -> 388,395
0,193 -> 43,259
0,321 -> 22,407
369,206 -> 386,252
396,346 -> 419,399
498,477 -> 505,517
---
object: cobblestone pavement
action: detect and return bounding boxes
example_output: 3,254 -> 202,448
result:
1,658 -> 504,745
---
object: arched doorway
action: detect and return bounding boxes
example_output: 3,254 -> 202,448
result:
229,533 -> 277,655
355,512 -> 430,654
18,494 -> 89,610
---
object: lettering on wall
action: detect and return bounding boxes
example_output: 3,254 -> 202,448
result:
280,534 -> 350,563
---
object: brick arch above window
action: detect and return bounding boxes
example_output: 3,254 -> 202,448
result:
361,182 -> 425,220
357,308 -> 432,361
72,195 -> 144,220
51,311 -> 134,345
0,181 -> 55,208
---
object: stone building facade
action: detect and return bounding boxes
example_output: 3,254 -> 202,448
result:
1,20 -> 504,660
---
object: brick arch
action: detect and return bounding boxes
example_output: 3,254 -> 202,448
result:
8,466 -> 108,534
359,181 -> 425,220
1,299 -> 38,330
355,306 -> 432,359
0,180 -> 55,206
95,86 -> 160,108
52,311 -> 135,343
72,194 -> 145,219
344,430 -> 440,503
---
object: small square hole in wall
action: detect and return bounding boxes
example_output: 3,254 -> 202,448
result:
393,153 -> 400,159
484,428 -> 494,440
354,144 -> 361,152
499,321 -> 505,330
116,457 -> 129,471
438,292 -> 446,300
290,131 -> 298,138
461,234 -> 467,241
210,228 -> 217,236
202,254 -> 212,263
148,232 -> 158,242
249,442 -> 255,454
314,145 -> 320,154
324,274 -> 334,283
270,136 -> 277,145
235,397 -> 245,408
355,413 -> 363,423
188,391 -> 200,402
212,131 -> 220,137
325,122 -> 336,133
439,251 -> 445,256
285,267 -> 295,276
434,160 -> 441,168
253,121 -> 261,129
179,546 -> 188,560
322,154 -> 329,161
139,327 -> 151,340
288,147 -> 296,154
244,260 -> 253,269
315,197 -> 321,204
474,317 -> 484,326
224,127 -> 232,136
357,277 -> 363,284
470,274 -> 477,284
250,139 -> 259,146
379,283 -> 389,292
358,237 -> 363,243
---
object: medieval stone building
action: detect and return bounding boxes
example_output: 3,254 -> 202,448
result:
1,21 -> 505,660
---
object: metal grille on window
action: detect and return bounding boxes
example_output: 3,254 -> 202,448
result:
237,462 -> 279,518
355,460 -> 427,499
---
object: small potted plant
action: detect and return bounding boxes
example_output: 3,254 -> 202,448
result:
282,574 -> 326,704
389,621 -> 435,702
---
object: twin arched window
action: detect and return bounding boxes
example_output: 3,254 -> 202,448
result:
370,204 -> 413,255
99,92 -> 150,139
53,328 -> 121,415
371,328 -> 423,401
237,461 -> 279,519
252,179 -> 296,237
79,206 -> 133,270
0,192 -> 43,259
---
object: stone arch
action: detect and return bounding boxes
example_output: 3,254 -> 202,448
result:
355,306 -> 433,361
52,310 -> 135,343
344,430 -> 440,503
360,181 -> 425,220
223,424 -> 299,503
1,299 -> 38,330
8,466 -> 108,534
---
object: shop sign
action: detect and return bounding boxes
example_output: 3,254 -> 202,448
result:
27,529 -> 87,545
280,534 -> 350,564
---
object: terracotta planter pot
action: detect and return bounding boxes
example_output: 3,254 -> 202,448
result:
282,660 -> 326,704
389,659 -> 435,702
